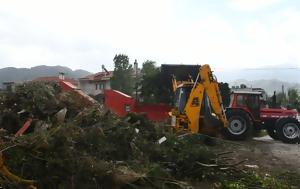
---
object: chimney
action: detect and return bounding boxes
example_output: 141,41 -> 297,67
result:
102,65 -> 109,75
59,72 -> 65,80
134,59 -> 138,75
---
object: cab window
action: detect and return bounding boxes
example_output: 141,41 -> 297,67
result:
246,95 -> 260,110
236,95 -> 244,106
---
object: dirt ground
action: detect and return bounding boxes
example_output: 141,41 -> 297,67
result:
218,136 -> 300,173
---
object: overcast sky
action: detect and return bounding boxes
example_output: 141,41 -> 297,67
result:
1,0 -> 300,73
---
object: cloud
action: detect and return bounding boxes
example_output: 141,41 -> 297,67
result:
0,0 -> 300,76
229,0 -> 282,11
0,0 -> 174,71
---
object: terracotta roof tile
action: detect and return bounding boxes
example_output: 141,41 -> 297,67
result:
80,71 -> 113,81
33,76 -> 78,86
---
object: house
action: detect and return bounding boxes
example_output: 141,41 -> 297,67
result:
33,73 -> 79,86
78,71 -> 113,96
2,82 -> 16,92
78,62 -> 142,97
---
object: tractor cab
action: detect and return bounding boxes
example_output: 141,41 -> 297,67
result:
229,90 -> 263,121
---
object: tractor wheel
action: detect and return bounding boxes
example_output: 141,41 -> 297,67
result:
266,126 -> 280,140
275,117 -> 300,144
224,110 -> 252,140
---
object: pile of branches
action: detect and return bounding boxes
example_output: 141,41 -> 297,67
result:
2,110 -> 241,188
0,83 -> 294,189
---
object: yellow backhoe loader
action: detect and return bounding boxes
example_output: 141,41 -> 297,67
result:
170,64 -> 228,135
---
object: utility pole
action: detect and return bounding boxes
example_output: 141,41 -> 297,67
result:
134,59 -> 138,101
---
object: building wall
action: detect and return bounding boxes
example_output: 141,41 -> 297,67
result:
79,80 -> 111,96
104,89 -> 136,117
2,83 -> 16,92
104,89 -> 171,121
79,80 -> 94,95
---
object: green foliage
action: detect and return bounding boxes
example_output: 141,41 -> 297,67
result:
221,172 -> 292,189
140,64 -> 231,105
219,82 -> 231,107
110,54 -> 134,95
140,61 -> 161,103
287,88 -> 300,111
1,83 -> 299,189
277,92 -> 287,107
266,88 -> 300,111
139,60 -> 174,104
141,60 -> 158,76
0,82 -> 61,118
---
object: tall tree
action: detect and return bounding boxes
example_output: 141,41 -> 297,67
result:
276,92 -> 287,107
140,60 -> 161,103
287,88 -> 300,111
110,54 -> 134,95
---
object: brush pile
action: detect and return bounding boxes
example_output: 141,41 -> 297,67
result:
0,83 -> 295,189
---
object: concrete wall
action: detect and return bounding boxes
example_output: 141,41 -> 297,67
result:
79,80 -> 111,96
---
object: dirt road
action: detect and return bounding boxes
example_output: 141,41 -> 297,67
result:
218,136 -> 300,173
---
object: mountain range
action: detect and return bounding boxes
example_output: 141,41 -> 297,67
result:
216,67 -> 300,83
215,66 -> 300,95
229,79 -> 300,95
0,65 -> 299,95
0,65 -> 91,88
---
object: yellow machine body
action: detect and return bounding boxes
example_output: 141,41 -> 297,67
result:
171,64 -> 228,134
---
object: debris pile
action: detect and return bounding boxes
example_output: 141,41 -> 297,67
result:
0,83 -> 297,188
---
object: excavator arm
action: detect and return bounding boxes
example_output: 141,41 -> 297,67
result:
199,65 -> 228,129
172,64 -> 228,134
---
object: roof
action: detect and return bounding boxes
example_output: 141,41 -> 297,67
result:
33,76 -> 78,86
231,90 -> 262,95
79,71 -> 113,82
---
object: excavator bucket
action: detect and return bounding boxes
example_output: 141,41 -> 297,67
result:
199,94 -> 224,136
160,64 -> 200,88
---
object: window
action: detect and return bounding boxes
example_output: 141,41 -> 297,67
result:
246,95 -> 260,110
125,105 -> 131,112
95,84 -> 98,90
236,95 -> 244,106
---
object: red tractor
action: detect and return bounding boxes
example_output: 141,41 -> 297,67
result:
224,90 -> 300,143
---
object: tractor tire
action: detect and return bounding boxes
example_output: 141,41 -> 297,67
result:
275,117 -> 300,144
224,109 -> 252,140
266,126 -> 280,140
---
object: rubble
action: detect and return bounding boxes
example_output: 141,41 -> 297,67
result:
0,83 -> 298,189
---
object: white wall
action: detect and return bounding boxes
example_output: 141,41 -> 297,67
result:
79,80 -> 110,95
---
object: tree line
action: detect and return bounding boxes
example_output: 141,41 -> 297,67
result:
110,54 -> 230,106
267,88 -> 300,111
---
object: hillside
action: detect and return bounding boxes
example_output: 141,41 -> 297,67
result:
216,66 -> 300,84
0,65 -> 91,88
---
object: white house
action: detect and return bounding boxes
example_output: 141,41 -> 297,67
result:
79,71 -> 113,96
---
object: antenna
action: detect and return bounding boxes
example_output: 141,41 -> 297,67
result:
102,65 -> 109,74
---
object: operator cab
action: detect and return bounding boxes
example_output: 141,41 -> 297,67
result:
229,91 -> 263,120
174,84 -> 223,133
174,84 -> 213,115
174,84 -> 192,114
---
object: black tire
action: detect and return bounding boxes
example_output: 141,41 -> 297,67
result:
266,128 -> 279,140
275,117 -> 300,144
265,120 -> 280,140
224,109 -> 252,140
